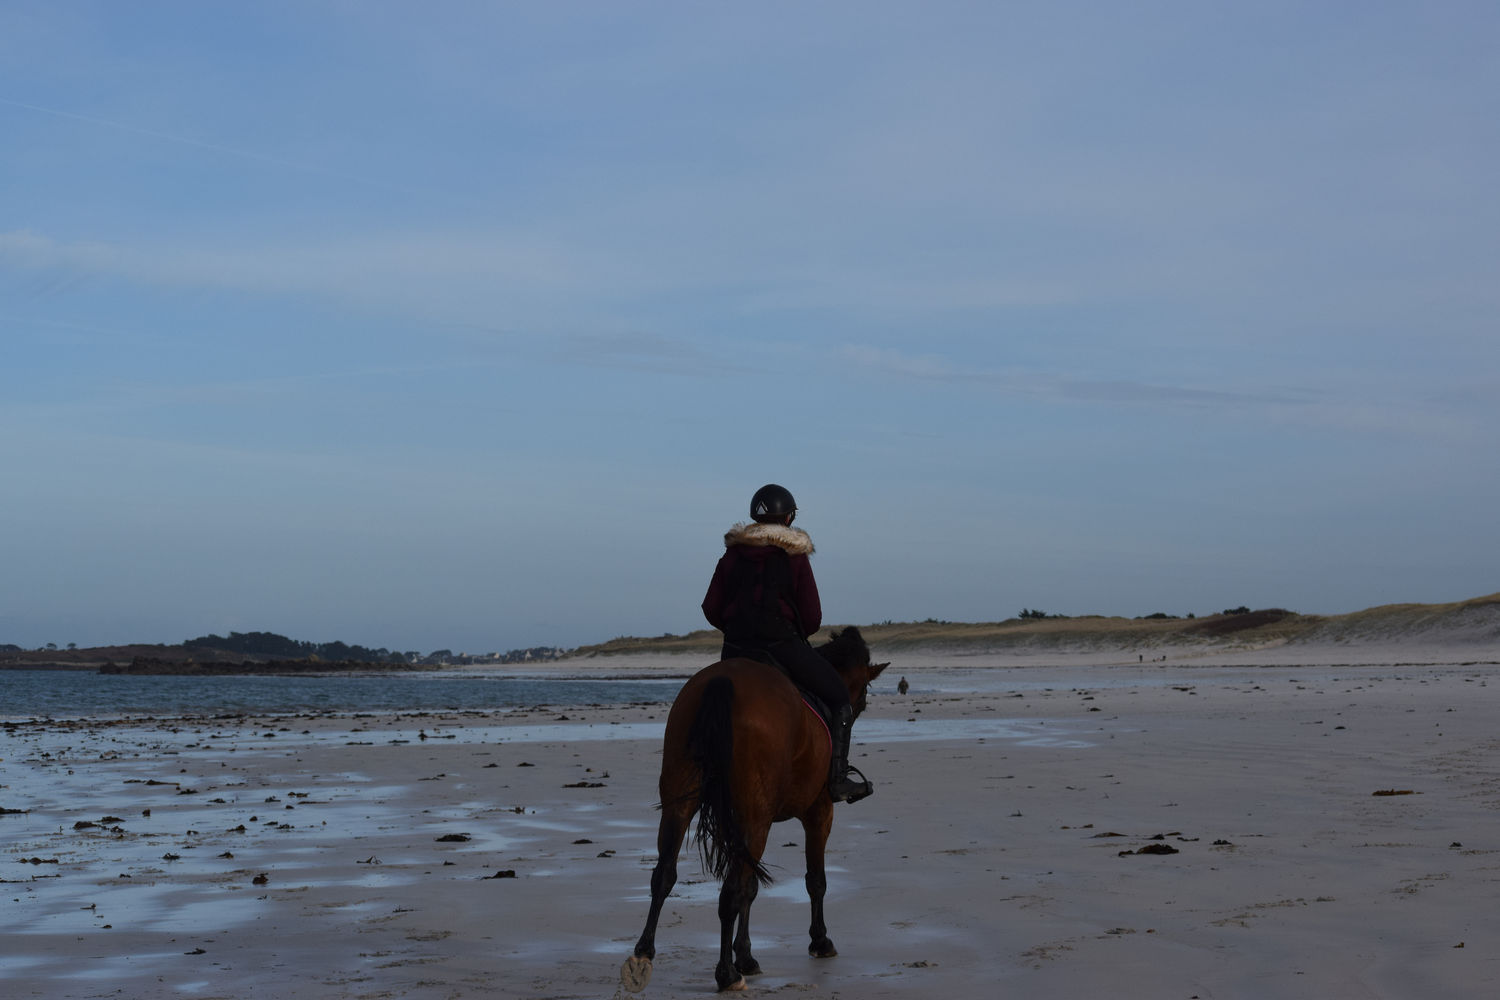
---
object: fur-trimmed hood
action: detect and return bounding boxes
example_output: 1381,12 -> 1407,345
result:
723,521 -> 815,556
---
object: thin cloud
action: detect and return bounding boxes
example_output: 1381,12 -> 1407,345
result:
0,228 -> 581,318
839,345 -> 976,381
558,333 -> 755,378
0,95 -> 463,205
1051,378 -> 1301,409
837,341 -> 1474,438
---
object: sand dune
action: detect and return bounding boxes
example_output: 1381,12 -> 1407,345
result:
570,593 -> 1500,661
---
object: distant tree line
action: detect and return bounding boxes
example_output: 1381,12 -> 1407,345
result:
1136,606 -> 1254,620
182,631 -> 565,665
1018,606 -> 1257,622
185,631 -> 407,663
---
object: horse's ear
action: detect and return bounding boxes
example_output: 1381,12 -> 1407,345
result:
868,660 -> 889,680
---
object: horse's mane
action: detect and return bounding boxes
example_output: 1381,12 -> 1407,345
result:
816,626 -> 869,673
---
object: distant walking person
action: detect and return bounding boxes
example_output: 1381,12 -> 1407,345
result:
897,676 -> 909,695
701,484 -> 873,803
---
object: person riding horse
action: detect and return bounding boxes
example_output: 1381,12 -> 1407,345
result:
701,484 -> 873,804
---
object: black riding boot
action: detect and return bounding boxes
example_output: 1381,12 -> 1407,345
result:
828,705 -> 873,803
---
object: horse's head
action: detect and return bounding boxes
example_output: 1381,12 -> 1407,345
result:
818,626 -> 889,719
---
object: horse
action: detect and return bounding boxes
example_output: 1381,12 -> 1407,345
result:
622,626 -> 888,993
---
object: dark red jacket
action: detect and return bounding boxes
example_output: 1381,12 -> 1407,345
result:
702,522 -> 821,641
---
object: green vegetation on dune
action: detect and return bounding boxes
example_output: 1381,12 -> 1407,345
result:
569,630 -> 724,657
570,614 -> 1285,656
571,593 -> 1500,657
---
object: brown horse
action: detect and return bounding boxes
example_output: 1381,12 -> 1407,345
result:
623,627 -> 887,993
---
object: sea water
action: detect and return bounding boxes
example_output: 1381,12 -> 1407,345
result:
0,669 -> 685,720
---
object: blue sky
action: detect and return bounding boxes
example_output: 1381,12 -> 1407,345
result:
3,2 -> 1496,653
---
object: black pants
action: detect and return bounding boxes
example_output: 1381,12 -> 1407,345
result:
722,638 -> 850,714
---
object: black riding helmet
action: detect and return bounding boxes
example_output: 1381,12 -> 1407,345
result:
750,483 -> 797,524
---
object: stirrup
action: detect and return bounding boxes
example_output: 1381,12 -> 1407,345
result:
830,765 -> 873,804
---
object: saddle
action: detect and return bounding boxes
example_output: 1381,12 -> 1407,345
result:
723,642 -> 872,803
723,642 -> 833,737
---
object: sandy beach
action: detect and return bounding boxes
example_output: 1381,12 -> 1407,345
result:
4,643 -> 1498,999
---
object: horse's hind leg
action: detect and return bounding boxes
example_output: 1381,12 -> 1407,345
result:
623,792 -> 693,993
731,864 -> 762,978
715,860 -> 759,991
801,801 -> 837,958
722,819 -> 770,984
631,792 -> 694,964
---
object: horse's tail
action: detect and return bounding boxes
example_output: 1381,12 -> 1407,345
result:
688,674 -> 772,887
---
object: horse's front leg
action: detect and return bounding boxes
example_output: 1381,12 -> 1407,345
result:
801,801 -> 837,958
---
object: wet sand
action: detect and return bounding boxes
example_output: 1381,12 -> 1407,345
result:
3,648 -> 1498,998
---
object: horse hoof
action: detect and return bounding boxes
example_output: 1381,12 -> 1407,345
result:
809,938 -> 838,959
735,957 -> 762,977
620,955 -> 652,994
719,976 -> 747,992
